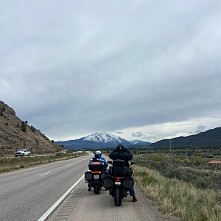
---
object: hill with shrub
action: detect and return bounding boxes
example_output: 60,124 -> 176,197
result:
150,127 -> 221,148
0,100 -> 61,155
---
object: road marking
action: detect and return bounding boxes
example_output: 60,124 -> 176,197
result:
37,174 -> 84,221
41,172 -> 50,176
67,164 -> 72,167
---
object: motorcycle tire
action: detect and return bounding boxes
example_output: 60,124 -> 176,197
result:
94,184 -> 100,194
114,187 -> 121,206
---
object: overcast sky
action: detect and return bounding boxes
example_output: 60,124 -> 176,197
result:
1,0 -> 221,142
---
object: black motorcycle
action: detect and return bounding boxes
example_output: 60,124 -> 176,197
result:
85,158 -> 107,194
103,159 -> 134,206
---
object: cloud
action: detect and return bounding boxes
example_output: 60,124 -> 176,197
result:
132,132 -> 143,138
194,125 -> 207,134
115,131 -> 123,134
131,131 -> 156,142
1,1 -> 221,141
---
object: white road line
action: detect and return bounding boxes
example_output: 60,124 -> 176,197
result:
37,174 -> 84,221
67,164 -> 72,167
41,172 -> 50,176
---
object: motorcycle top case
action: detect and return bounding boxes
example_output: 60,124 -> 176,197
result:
85,171 -> 93,181
109,165 -> 130,176
113,159 -> 125,167
88,161 -> 105,171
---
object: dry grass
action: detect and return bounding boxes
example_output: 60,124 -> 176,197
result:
134,165 -> 221,221
0,152 -> 87,173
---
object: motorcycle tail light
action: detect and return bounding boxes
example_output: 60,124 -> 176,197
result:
92,171 -> 101,174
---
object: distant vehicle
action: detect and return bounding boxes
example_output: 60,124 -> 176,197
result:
15,149 -> 30,157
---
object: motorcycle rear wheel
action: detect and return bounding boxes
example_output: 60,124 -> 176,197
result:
94,184 -> 100,194
114,187 -> 121,206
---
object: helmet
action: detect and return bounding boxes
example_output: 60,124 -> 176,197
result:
95,150 -> 102,158
116,144 -> 125,150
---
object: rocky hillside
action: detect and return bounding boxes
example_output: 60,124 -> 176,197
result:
0,100 -> 61,155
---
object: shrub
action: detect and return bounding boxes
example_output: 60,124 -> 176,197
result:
134,165 -> 221,221
21,121 -> 27,132
30,126 -> 35,132
151,153 -> 165,162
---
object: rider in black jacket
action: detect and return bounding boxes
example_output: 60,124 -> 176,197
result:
109,144 -> 137,202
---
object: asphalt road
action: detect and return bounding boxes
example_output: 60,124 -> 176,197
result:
48,179 -> 176,221
48,156 -> 178,221
0,154 -> 178,221
0,154 -> 91,221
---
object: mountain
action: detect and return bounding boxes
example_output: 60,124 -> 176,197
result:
83,132 -> 128,144
150,127 -> 221,148
130,140 -> 151,145
56,132 -> 146,150
0,100 -> 61,154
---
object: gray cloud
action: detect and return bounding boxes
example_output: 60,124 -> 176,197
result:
194,125 -> 207,134
1,1 -> 221,141
131,131 -> 156,142
132,132 -> 143,138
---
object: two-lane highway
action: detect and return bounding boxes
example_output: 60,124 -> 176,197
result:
0,154 -> 92,221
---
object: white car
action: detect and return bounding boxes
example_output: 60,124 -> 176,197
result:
15,149 -> 30,157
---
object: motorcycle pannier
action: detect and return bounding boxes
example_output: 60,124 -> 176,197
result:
103,175 -> 113,190
122,177 -> 134,190
101,172 -> 108,179
85,171 -> 93,181
88,161 -> 105,171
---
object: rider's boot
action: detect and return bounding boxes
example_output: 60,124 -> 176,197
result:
132,195 -> 137,202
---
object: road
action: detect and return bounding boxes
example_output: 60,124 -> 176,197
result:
0,154 -> 178,221
48,180 -> 175,221
0,154 -> 90,221
48,156 -> 178,221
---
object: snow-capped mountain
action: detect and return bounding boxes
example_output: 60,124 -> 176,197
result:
83,132 -> 125,143
55,132 -> 147,150
130,140 -> 151,145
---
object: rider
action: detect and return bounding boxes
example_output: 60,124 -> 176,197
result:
91,150 -> 108,168
88,150 -> 108,191
109,144 -> 137,202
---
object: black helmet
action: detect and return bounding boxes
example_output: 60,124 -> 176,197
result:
116,144 -> 125,150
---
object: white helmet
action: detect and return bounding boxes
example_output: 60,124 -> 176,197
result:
95,150 -> 102,157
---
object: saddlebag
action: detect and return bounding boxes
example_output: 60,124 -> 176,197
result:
85,171 -> 93,181
101,172 -> 108,179
122,177 -> 134,190
103,175 -> 113,190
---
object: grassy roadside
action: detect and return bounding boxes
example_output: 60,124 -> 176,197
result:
0,151 -> 88,173
134,165 -> 221,221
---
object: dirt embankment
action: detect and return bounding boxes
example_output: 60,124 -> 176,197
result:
0,100 -> 61,154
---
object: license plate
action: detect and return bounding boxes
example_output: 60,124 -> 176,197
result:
115,181 -> 121,185
94,175 -> 99,179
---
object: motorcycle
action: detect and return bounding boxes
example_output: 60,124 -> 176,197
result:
103,159 -> 134,206
85,158 -> 107,194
